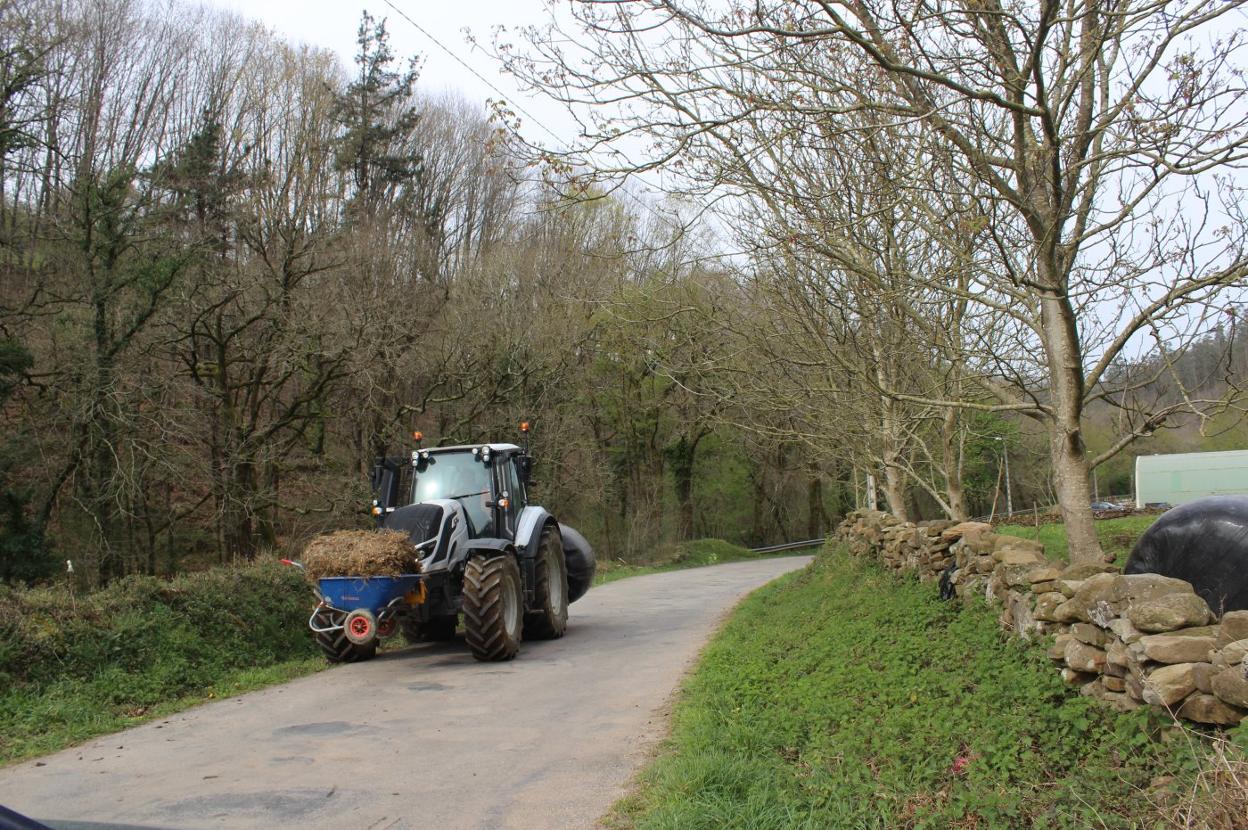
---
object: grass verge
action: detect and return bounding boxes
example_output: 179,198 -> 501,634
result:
0,656 -> 323,764
0,558 -> 323,766
996,514 -> 1157,564
595,538 -> 783,585
610,545 -> 1245,829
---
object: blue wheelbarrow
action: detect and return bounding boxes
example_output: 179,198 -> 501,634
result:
283,560 -> 426,663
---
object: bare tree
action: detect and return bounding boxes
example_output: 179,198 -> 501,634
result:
500,0 -> 1248,560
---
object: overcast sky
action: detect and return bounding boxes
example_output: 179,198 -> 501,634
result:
209,0 -> 580,145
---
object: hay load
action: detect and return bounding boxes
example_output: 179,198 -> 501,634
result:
301,530 -> 422,580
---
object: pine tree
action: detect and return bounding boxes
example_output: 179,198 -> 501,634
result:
334,13 -> 422,223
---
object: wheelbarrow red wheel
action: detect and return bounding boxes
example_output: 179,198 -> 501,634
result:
311,607 -> 376,664
377,616 -> 397,639
344,609 -> 376,645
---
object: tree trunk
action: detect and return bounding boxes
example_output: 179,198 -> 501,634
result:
807,473 -> 827,538
1048,421 -> 1101,563
880,458 -> 910,522
225,456 -> 258,559
941,407 -> 967,520
875,350 -> 912,522
258,460 -> 278,549
1038,286 -> 1103,563
89,286 -> 121,583
668,432 -> 704,541
750,463 -> 765,546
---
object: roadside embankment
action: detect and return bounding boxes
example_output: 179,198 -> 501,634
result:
612,546 -> 1247,830
0,559 -> 319,764
837,510 -> 1248,729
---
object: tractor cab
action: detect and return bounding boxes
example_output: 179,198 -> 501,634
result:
371,439 -> 533,543
409,444 -> 527,539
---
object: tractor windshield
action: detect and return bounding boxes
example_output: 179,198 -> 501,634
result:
410,451 -> 493,536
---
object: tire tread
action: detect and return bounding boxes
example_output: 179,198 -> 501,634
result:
463,555 -> 522,661
525,527 -> 569,640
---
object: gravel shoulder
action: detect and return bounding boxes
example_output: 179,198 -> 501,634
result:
0,556 -> 810,830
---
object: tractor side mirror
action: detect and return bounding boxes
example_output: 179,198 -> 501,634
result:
517,456 -> 533,485
371,455 -> 407,511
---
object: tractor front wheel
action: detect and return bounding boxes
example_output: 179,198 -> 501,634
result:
463,555 -> 523,661
311,607 -> 377,664
525,526 -> 569,640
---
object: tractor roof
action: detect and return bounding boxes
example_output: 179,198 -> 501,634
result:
426,443 -> 522,454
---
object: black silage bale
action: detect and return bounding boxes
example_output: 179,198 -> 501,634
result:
1124,495 -> 1248,615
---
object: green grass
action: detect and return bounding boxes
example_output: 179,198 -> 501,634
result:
0,656 -> 324,764
0,558 -> 325,766
996,514 -> 1158,565
611,545 -> 1233,830
595,538 -> 785,585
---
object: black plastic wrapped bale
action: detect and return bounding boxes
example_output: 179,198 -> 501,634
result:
1123,495 -> 1248,615
561,524 -> 597,603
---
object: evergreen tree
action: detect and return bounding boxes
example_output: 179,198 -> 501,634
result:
334,13 -> 422,223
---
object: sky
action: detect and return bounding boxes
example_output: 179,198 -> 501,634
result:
209,0 -> 581,146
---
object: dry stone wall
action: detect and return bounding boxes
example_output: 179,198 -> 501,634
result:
837,510 -> 1248,727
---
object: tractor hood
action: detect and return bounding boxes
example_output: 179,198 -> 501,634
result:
382,499 -> 469,571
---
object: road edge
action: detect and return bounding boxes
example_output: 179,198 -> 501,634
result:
594,556 -> 815,829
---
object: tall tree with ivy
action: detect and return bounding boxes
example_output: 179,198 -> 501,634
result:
334,12 -> 422,225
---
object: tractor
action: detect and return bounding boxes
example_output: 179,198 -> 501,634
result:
302,425 -> 595,663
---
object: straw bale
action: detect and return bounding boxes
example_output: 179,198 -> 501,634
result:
301,530 -> 420,580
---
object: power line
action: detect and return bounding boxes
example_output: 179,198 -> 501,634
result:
378,0 -> 740,257
379,0 -> 564,147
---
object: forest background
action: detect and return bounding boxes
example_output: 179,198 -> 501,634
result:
2,0 -> 1247,587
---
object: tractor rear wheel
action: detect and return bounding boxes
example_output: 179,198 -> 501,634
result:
463,555 -> 523,661
400,614 -> 458,644
311,607 -> 377,664
525,526 -> 569,640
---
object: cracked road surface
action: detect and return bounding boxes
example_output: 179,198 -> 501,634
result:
0,556 -> 810,830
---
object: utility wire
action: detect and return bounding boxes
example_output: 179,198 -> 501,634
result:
378,0 -> 739,257
379,0 -> 566,147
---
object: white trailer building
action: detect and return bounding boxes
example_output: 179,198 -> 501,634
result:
1135,449 -> 1248,507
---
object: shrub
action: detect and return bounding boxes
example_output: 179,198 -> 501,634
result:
0,558 -> 315,688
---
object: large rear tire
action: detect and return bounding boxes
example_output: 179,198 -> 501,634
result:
400,614 -> 458,644
311,607 -> 377,663
463,555 -> 523,661
525,526 -> 569,640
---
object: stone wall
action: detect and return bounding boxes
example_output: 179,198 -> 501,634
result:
836,510 -> 1248,727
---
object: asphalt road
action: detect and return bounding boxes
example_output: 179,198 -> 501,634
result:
0,556 -> 810,830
